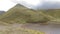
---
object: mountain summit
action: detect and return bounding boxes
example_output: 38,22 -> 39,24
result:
0,4 -> 60,24
0,4 -> 49,23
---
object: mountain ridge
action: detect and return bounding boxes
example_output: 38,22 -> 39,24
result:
1,4 -> 60,24
0,4 -> 49,23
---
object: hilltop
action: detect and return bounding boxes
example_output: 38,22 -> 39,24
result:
0,4 -> 60,24
0,4 -> 49,24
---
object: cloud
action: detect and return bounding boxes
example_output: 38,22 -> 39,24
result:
12,0 -> 43,9
0,0 -> 16,11
38,0 -> 60,9
1,0 -> 60,11
12,0 -> 60,9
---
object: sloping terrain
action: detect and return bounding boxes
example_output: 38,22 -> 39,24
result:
0,11 -> 5,15
0,4 -> 60,24
0,4 -> 49,24
41,9 -> 60,19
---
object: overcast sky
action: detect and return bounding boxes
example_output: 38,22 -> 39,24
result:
0,0 -> 16,11
0,0 -> 60,11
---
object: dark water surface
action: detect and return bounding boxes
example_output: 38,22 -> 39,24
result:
0,23 -> 60,34
22,24 -> 60,34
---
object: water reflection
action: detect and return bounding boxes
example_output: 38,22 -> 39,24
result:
22,24 -> 60,34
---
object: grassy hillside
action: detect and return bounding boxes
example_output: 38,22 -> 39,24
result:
41,9 -> 60,18
0,4 -> 49,24
0,4 -> 60,24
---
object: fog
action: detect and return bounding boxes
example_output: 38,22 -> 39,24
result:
12,0 -> 60,10
1,0 -> 60,11
0,0 -> 16,11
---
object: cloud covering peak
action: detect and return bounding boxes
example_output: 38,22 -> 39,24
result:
12,0 -> 60,9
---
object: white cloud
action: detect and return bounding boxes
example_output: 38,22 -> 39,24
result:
12,0 -> 43,9
12,0 -> 41,6
0,0 -> 16,11
45,0 -> 60,2
0,0 -> 60,11
12,0 -> 60,9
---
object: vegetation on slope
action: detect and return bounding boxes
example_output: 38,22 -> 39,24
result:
41,9 -> 60,19
0,4 -> 60,24
0,4 -> 49,24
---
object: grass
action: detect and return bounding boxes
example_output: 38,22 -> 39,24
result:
41,9 -> 60,19
0,4 -> 49,24
0,27 -> 45,34
0,4 -> 60,24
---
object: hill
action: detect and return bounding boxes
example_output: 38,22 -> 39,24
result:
0,4 -> 60,24
0,4 -> 49,24
0,11 -> 5,15
42,9 -> 60,19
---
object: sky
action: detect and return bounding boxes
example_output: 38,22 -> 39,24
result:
0,0 -> 60,11
0,0 -> 16,11
10,0 -> 41,10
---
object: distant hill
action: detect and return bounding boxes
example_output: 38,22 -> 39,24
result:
0,11 -> 5,15
41,9 -> 60,19
0,4 -> 49,24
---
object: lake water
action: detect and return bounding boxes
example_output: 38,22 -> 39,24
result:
0,23 -> 60,34
22,24 -> 60,34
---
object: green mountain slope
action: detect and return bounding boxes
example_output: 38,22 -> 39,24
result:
0,4 -> 60,24
42,9 -> 60,19
0,4 -> 49,24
